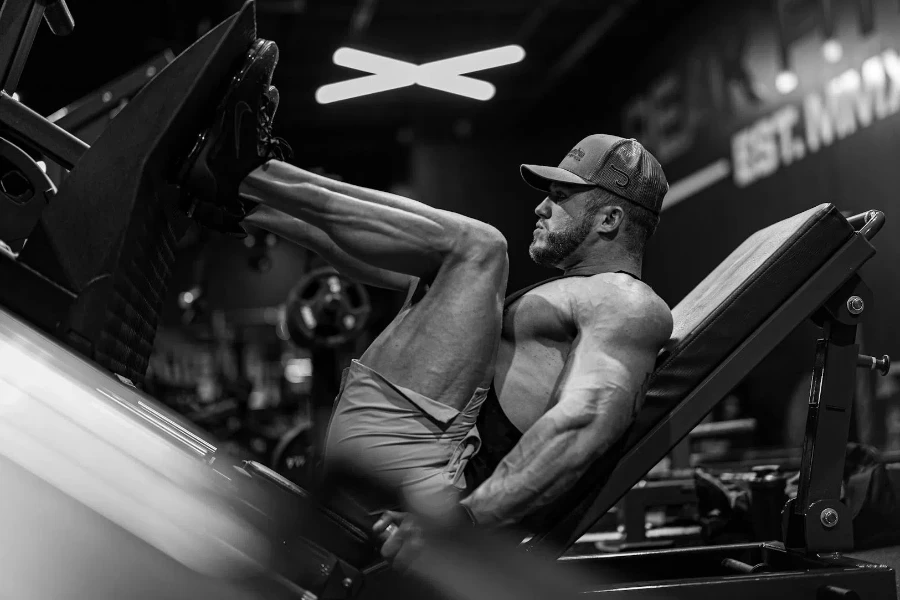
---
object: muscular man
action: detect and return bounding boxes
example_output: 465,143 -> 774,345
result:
180,40 -> 673,559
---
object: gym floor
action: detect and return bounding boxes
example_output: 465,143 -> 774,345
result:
852,547 -> 900,594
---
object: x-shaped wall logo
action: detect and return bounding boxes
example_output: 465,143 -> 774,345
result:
316,45 -> 525,104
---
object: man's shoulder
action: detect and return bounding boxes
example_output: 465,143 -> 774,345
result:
569,271 -> 665,310
570,273 -> 673,343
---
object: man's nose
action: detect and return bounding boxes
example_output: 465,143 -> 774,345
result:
534,198 -> 552,218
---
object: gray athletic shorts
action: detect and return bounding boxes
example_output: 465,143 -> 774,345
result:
324,359 -> 487,509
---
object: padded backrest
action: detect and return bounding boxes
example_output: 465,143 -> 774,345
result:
633,203 -> 853,445
527,203 -> 855,539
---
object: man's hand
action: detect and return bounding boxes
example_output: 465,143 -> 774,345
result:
373,510 -> 425,571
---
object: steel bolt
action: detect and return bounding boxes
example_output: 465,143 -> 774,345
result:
847,296 -> 865,315
342,578 -> 353,589
820,508 -> 839,528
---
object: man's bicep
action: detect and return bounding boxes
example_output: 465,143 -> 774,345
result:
571,289 -> 668,389
552,312 -> 661,431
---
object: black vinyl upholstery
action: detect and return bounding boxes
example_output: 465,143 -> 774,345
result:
636,203 -> 853,449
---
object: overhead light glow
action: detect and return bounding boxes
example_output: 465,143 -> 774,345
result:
316,45 -> 525,103
775,70 -> 798,94
822,39 -> 843,63
415,73 -> 495,100
419,45 -> 526,75
332,48 -> 413,74
316,73 -> 414,104
47,106 -> 68,122
284,358 -> 312,384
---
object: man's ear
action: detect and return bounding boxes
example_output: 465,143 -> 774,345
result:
595,204 -> 625,234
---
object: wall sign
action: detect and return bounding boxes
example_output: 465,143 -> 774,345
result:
617,0 -> 900,207
732,49 -> 900,188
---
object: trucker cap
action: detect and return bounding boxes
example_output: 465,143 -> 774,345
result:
520,134 -> 669,216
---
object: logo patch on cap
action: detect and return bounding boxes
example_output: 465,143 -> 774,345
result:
610,164 -> 630,188
566,147 -> 585,162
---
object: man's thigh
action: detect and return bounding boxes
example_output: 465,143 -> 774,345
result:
358,252 -> 509,412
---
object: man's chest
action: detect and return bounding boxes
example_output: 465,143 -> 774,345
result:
501,283 -> 577,343
495,283 -> 580,431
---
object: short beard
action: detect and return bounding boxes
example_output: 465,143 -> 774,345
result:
529,217 -> 594,268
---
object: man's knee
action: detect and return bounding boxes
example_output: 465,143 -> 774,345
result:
450,220 -> 508,268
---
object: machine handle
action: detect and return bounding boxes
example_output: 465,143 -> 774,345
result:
846,210 -> 885,241
857,354 -> 890,376
41,0 -> 74,36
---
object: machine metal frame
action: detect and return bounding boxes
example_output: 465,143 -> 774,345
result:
539,213 -> 897,598
0,0 -> 87,168
559,542 -> 896,598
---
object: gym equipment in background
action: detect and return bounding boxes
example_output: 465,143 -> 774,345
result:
284,267 -> 372,349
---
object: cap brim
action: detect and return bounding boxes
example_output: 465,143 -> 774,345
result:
520,164 -> 593,193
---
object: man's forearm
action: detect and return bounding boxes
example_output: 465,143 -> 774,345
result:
460,413 -> 606,528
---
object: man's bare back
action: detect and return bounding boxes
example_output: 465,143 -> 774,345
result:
494,273 -> 672,434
